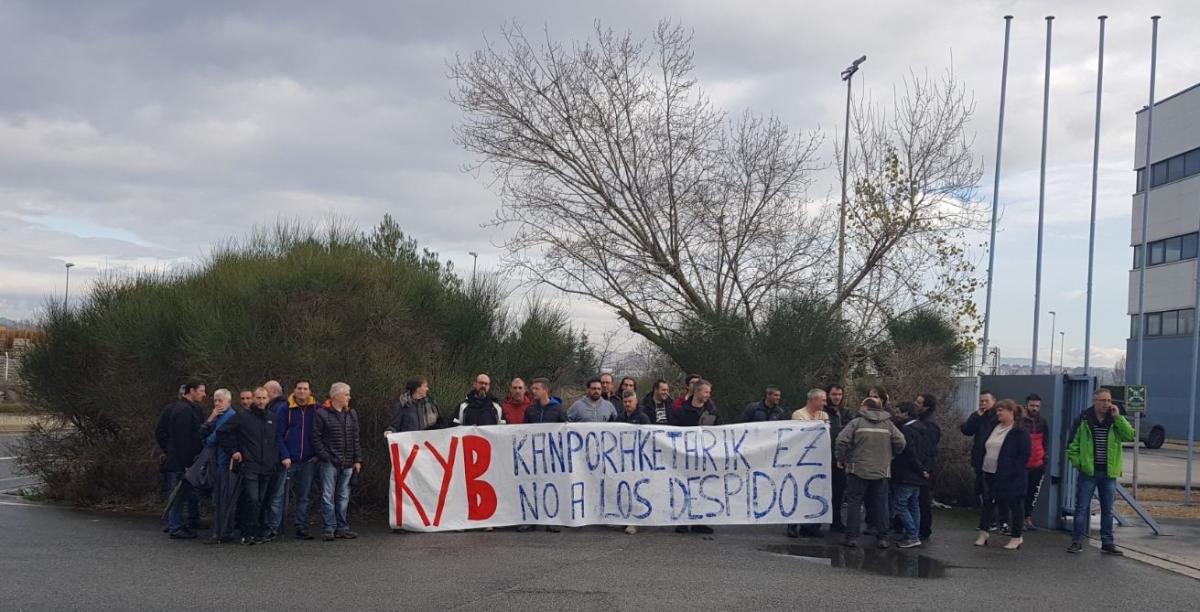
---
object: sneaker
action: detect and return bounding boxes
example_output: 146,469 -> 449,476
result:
842,538 -> 859,548
545,526 -> 561,533
898,537 -> 921,549
391,528 -> 407,534
1101,544 -> 1124,556
876,539 -> 890,550
295,529 -> 314,540
322,532 -> 336,542
334,530 -> 358,539
169,529 -> 198,540
691,525 -> 714,535
674,526 -> 689,534
1066,542 -> 1083,554
515,525 -> 535,532
624,525 -> 638,535
240,536 -> 257,546
262,531 -> 277,543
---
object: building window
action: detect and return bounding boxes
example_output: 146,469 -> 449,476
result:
1133,308 -> 1198,338
1133,231 -> 1200,269
1136,144 -> 1200,192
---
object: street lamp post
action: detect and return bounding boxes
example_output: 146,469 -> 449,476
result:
1059,331 -> 1065,373
837,55 -> 866,298
468,251 -> 478,287
1048,310 -> 1057,374
64,262 -> 76,308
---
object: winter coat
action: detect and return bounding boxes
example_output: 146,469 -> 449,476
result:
1024,414 -> 1050,469
276,393 -> 317,464
834,407 -> 905,480
915,417 -> 941,473
523,397 -> 567,424
388,393 -> 441,433
155,399 -> 206,472
985,425 -> 1032,500
960,410 -> 999,473
218,406 -> 280,476
568,397 -> 618,423
313,402 -> 363,469
501,393 -> 533,425
669,400 -> 721,427
824,402 -> 853,443
201,407 -> 238,468
890,419 -> 929,487
618,407 -> 651,425
1067,409 -> 1136,478
639,393 -> 673,425
741,400 -> 785,422
455,392 -> 504,426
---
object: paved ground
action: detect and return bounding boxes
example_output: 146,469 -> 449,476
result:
0,433 -> 36,492
0,497 -> 1196,611
1121,443 -> 1200,488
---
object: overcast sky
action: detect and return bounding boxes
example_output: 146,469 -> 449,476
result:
2,0 -> 1199,367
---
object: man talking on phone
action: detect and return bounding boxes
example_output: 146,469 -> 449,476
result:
1066,388 -> 1135,555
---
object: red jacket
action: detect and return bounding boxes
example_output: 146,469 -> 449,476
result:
1025,415 -> 1049,469
501,393 -> 533,425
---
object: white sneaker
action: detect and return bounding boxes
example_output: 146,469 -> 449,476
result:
624,525 -> 638,535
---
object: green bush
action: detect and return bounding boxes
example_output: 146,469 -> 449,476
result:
19,217 -> 593,507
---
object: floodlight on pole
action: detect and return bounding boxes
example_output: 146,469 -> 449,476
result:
64,262 -> 76,308
468,251 -> 479,287
837,55 -> 866,303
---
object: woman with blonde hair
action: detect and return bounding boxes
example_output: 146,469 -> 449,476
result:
975,399 -> 1031,550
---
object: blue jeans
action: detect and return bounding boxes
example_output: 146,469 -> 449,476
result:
892,484 -> 921,540
267,460 -> 317,533
1072,472 -> 1116,545
319,463 -> 353,534
164,471 -> 199,533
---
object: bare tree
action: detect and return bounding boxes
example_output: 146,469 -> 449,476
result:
837,69 -> 986,346
452,21 -> 825,352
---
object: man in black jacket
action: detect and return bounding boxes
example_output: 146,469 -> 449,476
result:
670,379 -> 719,535
890,402 -> 928,548
961,390 -> 998,520
219,387 -> 279,545
915,393 -> 941,540
313,382 -> 362,541
455,373 -> 505,426
639,380 -> 674,425
824,384 -> 851,533
740,387 -> 784,422
155,379 -> 207,539
523,378 -> 567,425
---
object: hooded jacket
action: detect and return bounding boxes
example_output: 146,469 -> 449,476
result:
218,405 -> 280,476
890,419 -> 929,487
834,407 -> 905,480
669,399 -> 721,427
276,392 -> 317,464
501,393 -> 533,425
523,396 -> 567,423
640,392 -> 674,425
388,393 -> 441,433
568,396 -> 618,423
456,391 -> 505,426
313,400 -> 362,469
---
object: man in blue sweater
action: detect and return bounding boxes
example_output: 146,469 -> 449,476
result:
266,379 -> 319,540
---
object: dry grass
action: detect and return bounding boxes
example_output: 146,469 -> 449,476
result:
1115,486 -> 1200,520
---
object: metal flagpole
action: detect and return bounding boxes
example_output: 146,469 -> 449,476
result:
1133,15 -> 1160,499
1084,16 -> 1107,378
1031,16 -> 1053,375
1187,190 -> 1200,505
980,15 -> 1013,369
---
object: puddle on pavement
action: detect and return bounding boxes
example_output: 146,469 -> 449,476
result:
759,544 -> 950,578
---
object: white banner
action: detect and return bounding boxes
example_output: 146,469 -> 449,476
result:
386,421 -> 831,531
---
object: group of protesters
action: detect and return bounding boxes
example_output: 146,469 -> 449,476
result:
155,371 -> 1134,555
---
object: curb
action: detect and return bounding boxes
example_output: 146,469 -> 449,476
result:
1092,539 -> 1200,581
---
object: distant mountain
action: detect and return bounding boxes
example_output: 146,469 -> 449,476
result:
0,317 -> 34,329
997,357 -> 1050,367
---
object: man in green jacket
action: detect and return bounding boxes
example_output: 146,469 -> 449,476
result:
1066,388 -> 1136,555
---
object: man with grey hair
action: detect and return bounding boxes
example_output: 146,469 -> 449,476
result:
787,388 -> 830,537
201,389 -> 238,544
313,382 -> 362,541
219,386 -> 279,545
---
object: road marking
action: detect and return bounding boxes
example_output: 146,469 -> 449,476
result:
0,475 -> 33,482
0,500 -> 39,507
0,456 -> 17,460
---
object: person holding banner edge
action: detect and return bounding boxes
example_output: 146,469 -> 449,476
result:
671,379 -> 720,535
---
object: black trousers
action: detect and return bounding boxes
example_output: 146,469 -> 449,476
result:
239,472 -> 272,538
830,467 -> 847,529
845,474 -> 888,539
978,472 -> 1024,538
1025,467 -> 1045,519
918,485 -> 933,539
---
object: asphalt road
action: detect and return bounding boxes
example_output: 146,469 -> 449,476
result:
0,498 -> 1196,611
1120,443 -> 1200,488
0,433 -> 36,492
